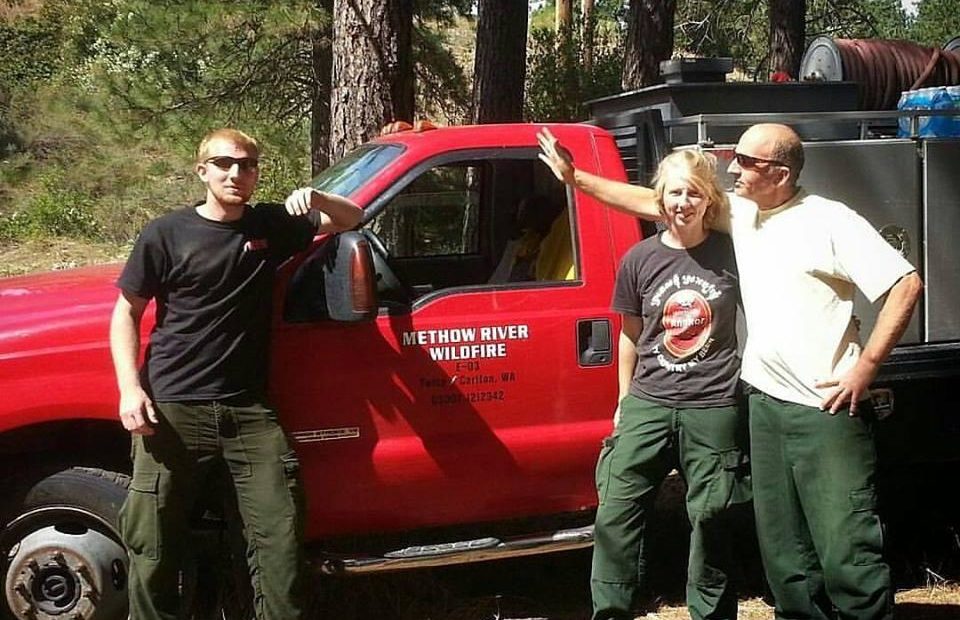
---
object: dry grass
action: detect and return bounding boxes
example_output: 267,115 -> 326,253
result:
641,584 -> 960,620
0,238 -> 128,277
639,596 -> 771,620
0,0 -> 43,21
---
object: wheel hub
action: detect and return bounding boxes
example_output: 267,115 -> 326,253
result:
5,524 -> 127,620
33,565 -> 78,611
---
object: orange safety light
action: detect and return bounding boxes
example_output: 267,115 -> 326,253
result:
412,120 -> 437,132
380,121 -> 413,135
379,120 -> 438,136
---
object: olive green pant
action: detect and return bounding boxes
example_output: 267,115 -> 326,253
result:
591,396 -> 751,620
748,389 -> 893,620
120,399 -> 306,620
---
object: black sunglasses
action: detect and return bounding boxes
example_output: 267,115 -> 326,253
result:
733,152 -> 788,170
204,156 -> 260,171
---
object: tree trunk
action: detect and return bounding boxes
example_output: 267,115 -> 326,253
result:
622,0 -> 676,90
769,0 -> 805,78
310,1 -> 333,174
392,0 -> 414,124
329,0 -> 410,160
556,0 -> 573,32
472,0 -> 528,123
582,0 -> 595,72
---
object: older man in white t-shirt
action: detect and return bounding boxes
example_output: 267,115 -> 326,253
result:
538,123 -> 923,620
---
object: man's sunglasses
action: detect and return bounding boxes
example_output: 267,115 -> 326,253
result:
733,152 -> 788,170
204,156 -> 260,171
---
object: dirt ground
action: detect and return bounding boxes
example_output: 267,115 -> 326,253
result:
312,486 -> 960,619
312,546 -> 960,620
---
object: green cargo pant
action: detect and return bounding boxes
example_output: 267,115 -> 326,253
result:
591,395 -> 751,620
748,389 -> 893,620
119,399 -> 306,620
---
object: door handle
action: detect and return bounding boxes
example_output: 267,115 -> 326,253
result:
578,318 -> 612,366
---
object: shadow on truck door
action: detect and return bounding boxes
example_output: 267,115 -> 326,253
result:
272,150 -> 612,542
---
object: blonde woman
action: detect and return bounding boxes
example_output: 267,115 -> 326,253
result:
591,150 -> 749,620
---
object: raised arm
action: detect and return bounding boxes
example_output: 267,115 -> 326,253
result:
537,127 -> 661,219
284,187 -> 363,233
110,290 -> 158,435
818,271 -> 923,415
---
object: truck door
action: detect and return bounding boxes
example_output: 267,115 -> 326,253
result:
271,149 -> 620,539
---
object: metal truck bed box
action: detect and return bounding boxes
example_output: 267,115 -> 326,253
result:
924,140 -> 960,343
709,140 -> 924,344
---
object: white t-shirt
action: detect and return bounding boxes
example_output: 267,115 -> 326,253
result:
716,189 -> 915,408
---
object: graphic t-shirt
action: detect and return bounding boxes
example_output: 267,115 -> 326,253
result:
117,203 -> 316,401
611,231 -> 741,407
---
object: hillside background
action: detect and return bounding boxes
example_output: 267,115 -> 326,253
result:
1,0 -> 958,276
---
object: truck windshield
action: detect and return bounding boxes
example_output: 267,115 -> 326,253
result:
309,144 -> 403,197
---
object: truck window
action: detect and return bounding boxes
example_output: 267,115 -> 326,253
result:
367,156 -> 576,304
284,153 -> 577,322
309,143 -> 403,197
369,164 -> 481,258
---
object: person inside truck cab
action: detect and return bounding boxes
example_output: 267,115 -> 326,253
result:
109,127 -> 361,620
488,194 -> 574,284
588,148 -> 750,620
539,124 -> 922,620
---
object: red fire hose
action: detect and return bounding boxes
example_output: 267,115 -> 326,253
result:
831,39 -> 960,110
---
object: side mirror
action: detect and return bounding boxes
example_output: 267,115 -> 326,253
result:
325,231 -> 378,322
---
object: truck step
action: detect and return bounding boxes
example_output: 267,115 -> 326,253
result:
316,525 -> 594,575
383,536 -> 500,558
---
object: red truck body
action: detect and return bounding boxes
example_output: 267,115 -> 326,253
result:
0,123 -> 642,547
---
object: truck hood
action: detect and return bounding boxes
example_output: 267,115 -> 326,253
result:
0,264 -> 122,353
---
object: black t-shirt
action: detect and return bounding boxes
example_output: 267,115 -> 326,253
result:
611,231 -> 740,407
117,204 -> 316,401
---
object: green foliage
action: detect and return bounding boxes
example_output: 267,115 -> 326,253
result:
675,0 -> 912,80
0,18 -> 60,84
415,25 -> 472,124
909,0 -> 960,47
55,0 -> 471,167
859,0 -> 910,39
806,0 -> 908,39
413,3 -> 474,125
0,78 -> 199,243
529,0 -> 627,30
416,0 -> 473,21
525,20 -> 625,122
675,0 -> 763,78
0,100 -> 20,157
2,0 -> 947,270
0,173 -> 101,240
78,1 -> 319,138
254,150 -> 310,204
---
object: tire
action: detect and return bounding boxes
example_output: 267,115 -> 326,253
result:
1,467 -> 130,620
1,467 -> 257,620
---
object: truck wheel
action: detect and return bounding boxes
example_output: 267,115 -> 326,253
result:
0,467 -> 129,620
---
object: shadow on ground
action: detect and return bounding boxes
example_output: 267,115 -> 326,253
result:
895,603 -> 960,620
304,468 -> 960,619
308,479 -> 766,620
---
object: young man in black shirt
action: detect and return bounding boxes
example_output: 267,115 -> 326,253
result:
109,128 -> 361,620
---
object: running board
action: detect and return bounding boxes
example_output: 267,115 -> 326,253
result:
315,525 -> 594,575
